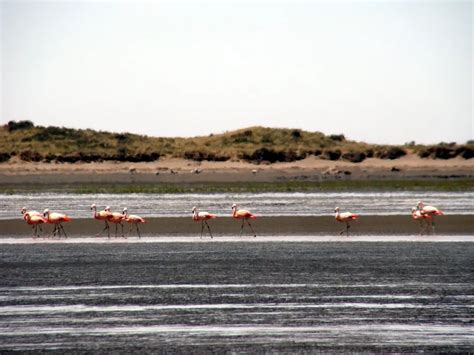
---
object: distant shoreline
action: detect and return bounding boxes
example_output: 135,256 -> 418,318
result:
0,155 -> 473,192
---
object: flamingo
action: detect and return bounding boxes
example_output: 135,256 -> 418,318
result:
417,201 -> 444,233
411,207 -> 431,235
105,207 -> 126,238
91,204 -> 112,237
231,204 -> 257,237
122,207 -> 146,238
24,212 -> 48,238
43,209 -> 72,238
20,207 -> 42,221
334,207 -> 359,236
192,206 -> 217,239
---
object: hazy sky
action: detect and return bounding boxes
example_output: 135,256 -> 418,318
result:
1,0 -> 472,144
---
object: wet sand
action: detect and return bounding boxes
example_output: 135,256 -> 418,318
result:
2,215 -> 473,238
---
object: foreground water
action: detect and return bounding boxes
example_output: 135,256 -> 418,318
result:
0,242 -> 472,352
1,191 -> 473,219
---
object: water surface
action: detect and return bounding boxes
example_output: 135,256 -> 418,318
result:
1,191 -> 473,219
0,242 -> 472,352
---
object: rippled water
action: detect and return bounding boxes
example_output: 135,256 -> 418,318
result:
0,242 -> 472,352
1,191 -> 473,219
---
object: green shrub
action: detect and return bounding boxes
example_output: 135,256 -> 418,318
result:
321,149 -> 342,160
20,150 -> 42,162
291,130 -> 302,140
7,120 -> 34,132
342,151 -> 366,163
329,134 -> 345,142
376,147 -> 406,160
0,152 -> 11,162
184,151 -> 229,162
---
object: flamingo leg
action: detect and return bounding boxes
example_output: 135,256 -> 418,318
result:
205,220 -> 213,239
339,225 -> 345,235
121,223 -> 126,239
59,223 -> 68,238
200,221 -> 204,239
346,222 -> 350,236
431,217 -> 436,234
247,220 -> 256,237
115,223 -> 118,238
47,225 -> 54,239
128,223 -> 133,237
417,220 -> 423,235
136,223 -> 141,239
53,224 -> 60,238
98,221 -> 110,238
240,219 -> 245,236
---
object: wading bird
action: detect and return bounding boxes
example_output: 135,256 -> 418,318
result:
417,201 -> 444,233
122,207 -> 146,238
20,207 -> 42,220
91,204 -> 112,237
43,209 -> 71,238
192,206 -> 216,239
24,212 -> 48,238
411,207 -> 431,235
231,204 -> 257,237
334,207 -> 359,236
105,207 -> 126,238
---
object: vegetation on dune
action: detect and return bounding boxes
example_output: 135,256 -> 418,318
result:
0,120 -> 473,164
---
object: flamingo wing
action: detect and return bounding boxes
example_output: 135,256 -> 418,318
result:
98,210 -> 112,219
129,214 -> 146,223
28,215 -> 48,224
422,206 -> 443,215
199,212 -> 217,219
50,213 -> 71,222
340,212 -> 358,220
236,209 -> 256,219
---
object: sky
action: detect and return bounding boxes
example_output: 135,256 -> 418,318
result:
1,0 -> 472,144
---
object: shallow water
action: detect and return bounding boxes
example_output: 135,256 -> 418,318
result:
0,242 -> 472,352
1,191 -> 473,219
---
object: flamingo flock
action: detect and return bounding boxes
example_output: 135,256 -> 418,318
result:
20,201 -> 444,239
21,207 -> 72,238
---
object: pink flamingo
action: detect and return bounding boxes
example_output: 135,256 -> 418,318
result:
231,204 -> 257,237
23,211 -> 48,238
192,206 -> 217,239
417,201 -> 444,216
122,207 -> 146,238
91,204 -> 112,237
417,201 -> 444,233
105,207 -> 126,238
334,207 -> 359,236
411,207 -> 431,235
20,207 -> 42,221
43,209 -> 72,238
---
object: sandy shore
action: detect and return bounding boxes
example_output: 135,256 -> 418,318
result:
0,154 -> 472,184
2,215 -> 473,238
